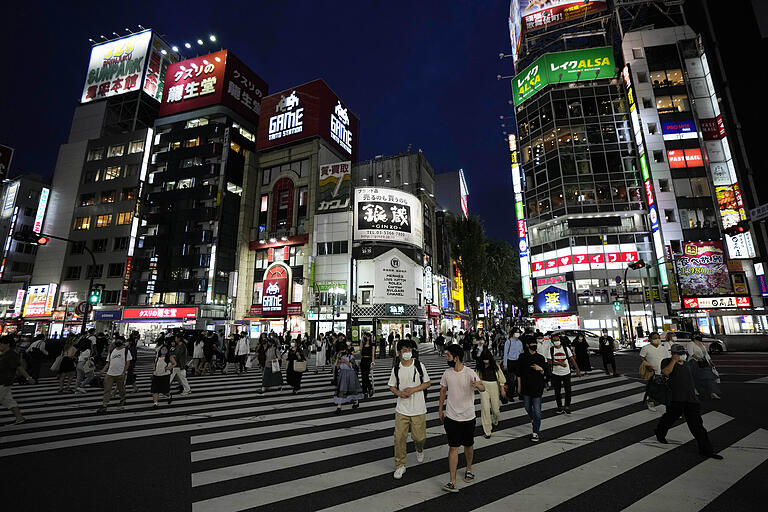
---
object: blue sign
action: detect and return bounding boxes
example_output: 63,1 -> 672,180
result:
648,204 -> 660,231
757,273 -> 768,297
439,282 -> 449,309
94,309 -> 122,321
662,120 -> 694,135
535,284 -> 571,314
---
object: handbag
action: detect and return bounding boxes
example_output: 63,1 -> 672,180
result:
293,360 -> 307,373
50,354 -> 63,373
83,358 -> 96,373
646,374 -> 671,405
271,360 -> 280,373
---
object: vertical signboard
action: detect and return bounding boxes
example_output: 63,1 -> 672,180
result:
316,161 -> 351,213
32,187 -> 50,233
261,263 -> 291,316
509,133 -> 531,298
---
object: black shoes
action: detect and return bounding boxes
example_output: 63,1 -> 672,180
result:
654,429 -> 668,444
701,452 -> 724,460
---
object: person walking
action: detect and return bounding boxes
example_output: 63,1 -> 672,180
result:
388,339 -> 430,479
315,335 -> 328,373
169,334 -> 192,396
360,333 -> 376,397
261,340 -> 283,394
333,343 -> 364,414
0,336 -> 35,425
26,335 -> 48,381
654,344 -> 723,460
96,336 -> 133,414
535,332 -> 552,390
286,340 -> 306,394
151,342 -> 175,408
74,339 -> 96,393
640,332 -> 671,411
192,336 -> 205,374
518,336 -> 547,442
57,339 -> 77,393
688,332 -> 721,400
502,328 -> 523,398
475,348 -> 506,438
547,333 -> 581,414
438,344 -> 485,493
234,334 -> 250,375
572,333 -> 592,374
598,328 -> 617,376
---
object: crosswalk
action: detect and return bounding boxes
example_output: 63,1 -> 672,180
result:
2,344 -> 766,511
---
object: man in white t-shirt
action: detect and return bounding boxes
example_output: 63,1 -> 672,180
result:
439,344 -> 484,493
547,332 -> 581,414
640,332 -> 671,411
388,339 -> 431,480
97,336 -> 133,414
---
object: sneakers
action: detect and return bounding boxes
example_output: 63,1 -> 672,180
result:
416,450 -> 424,463
181,391 -> 191,396
564,407 -> 572,415
531,432 -> 540,442
13,417 -> 26,425
646,399 -> 657,412
556,408 -> 566,414
75,387 -> 87,394
711,393 -> 721,399
394,466 -> 406,479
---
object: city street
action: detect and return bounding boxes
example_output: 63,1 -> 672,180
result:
2,345 -> 767,511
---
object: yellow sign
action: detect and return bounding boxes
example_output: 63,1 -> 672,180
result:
452,260 -> 465,313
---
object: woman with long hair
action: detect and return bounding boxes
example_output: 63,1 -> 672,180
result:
572,333 -> 592,374
359,333 -> 376,397
260,340 -> 283,394
286,340 -> 306,394
333,342 -> 364,414
151,342 -> 176,408
475,348 -> 506,438
58,339 -> 77,393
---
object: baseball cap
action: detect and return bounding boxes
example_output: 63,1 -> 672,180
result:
670,343 -> 687,354
692,332 -> 703,341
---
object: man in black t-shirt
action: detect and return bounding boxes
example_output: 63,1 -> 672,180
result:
598,328 -> 617,376
654,344 -> 722,460
518,338 -> 547,442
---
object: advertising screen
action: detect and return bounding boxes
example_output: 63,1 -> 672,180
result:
518,0 -> 607,34
316,161 -> 351,214
23,284 -> 56,317
513,46 -> 615,105
354,187 -> 424,248
159,50 -> 268,126
674,241 -> 732,297
534,281 -> 574,314
256,80 -> 359,161
509,0 -> 522,64
81,31 -> 153,103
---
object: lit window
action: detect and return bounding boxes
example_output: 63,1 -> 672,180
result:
117,212 -> 133,225
128,140 -> 145,154
170,141 -> 181,150
107,144 -> 124,158
79,193 -> 95,206
74,217 -> 91,230
185,138 -> 199,148
103,166 -> 121,180
95,214 -> 113,228
87,147 -> 104,161
101,190 -> 115,203
121,188 -> 137,201
230,141 -> 241,153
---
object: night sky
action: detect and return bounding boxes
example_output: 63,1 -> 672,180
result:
1,2 -> 765,246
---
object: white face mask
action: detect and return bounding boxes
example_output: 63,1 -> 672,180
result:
290,343 -> 296,348
554,341 -> 562,347
512,333 -> 519,339
679,354 -> 687,362
401,352 -> 412,361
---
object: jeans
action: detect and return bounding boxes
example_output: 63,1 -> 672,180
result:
551,374 -> 572,409
169,368 -> 191,393
522,395 -> 542,433
75,366 -> 95,389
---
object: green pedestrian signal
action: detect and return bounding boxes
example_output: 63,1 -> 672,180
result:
613,301 -> 622,312
88,288 -> 101,304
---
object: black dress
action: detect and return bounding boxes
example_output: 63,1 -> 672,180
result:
286,349 -> 305,390
573,339 -> 592,372
360,344 -> 374,395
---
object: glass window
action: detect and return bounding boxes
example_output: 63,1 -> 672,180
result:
79,193 -> 95,206
121,187 -> 137,201
64,266 -> 81,280
83,171 -> 98,184
658,179 -> 670,192
87,147 -> 104,161
230,141 -> 241,153
95,214 -> 112,228
650,70 -> 667,87
70,241 -> 85,254
128,140 -> 145,154
664,209 -> 676,222
673,178 -> 692,197
597,97 -> 613,116
86,264 -> 103,278
185,117 -> 209,128
647,123 -> 657,135
108,263 -> 125,277
612,183 -> 628,202
74,217 -> 91,230
117,212 -> 133,225
653,150 -> 665,163
666,69 -> 684,86
642,97 -> 653,109
92,239 -> 108,252
103,166 -> 121,180
101,190 -> 115,203
672,95 -> 690,112
125,164 -> 138,177
656,96 -> 674,113
185,137 -> 200,148
262,167 -> 271,185
690,177 -> 710,197
297,187 -> 308,219
170,141 -> 181,150
107,144 -> 124,158
113,237 -> 129,251
568,100 -> 583,118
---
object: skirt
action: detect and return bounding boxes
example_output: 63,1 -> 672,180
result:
262,366 -> 283,388
334,367 -> 364,405
151,374 -> 171,394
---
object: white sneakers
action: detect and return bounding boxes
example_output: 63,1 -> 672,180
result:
394,466 -> 406,479
416,450 -> 424,463
646,399 -> 657,412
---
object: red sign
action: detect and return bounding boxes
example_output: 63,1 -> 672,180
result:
159,50 -> 268,125
247,305 -> 263,317
517,220 -> 526,239
606,252 -> 620,264
701,115 -> 726,140
545,259 -> 558,269
573,253 -> 588,265
684,148 -> 703,167
558,255 -> 571,267
123,307 -> 197,319
533,261 -> 545,272
287,303 -> 302,315
536,275 -> 566,286
256,79 -> 359,161
623,251 -> 639,263
262,264 -> 290,316
590,254 -> 604,264
644,180 -> 655,205
667,150 -> 686,169
121,256 -> 133,306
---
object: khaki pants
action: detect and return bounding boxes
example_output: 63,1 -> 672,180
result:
102,374 -> 126,407
394,412 -> 426,468
480,380 -> 501,436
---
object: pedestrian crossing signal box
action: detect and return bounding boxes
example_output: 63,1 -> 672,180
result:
613,301 -> 622,312
88,289 -> 101,304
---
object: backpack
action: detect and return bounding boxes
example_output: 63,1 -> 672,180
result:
394,359 -> 429,398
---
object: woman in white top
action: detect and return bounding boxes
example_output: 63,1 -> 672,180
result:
315,335 -> 327,373
687,333 -> 721,399
192,338 -> 205,373
75,346 -> 96,393
234,334 -> 250,375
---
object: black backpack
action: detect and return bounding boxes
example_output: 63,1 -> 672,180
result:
394,359 -> 429,398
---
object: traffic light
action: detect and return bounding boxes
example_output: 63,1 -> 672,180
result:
12,232 -> 50,245
613,301 -> 622,312
724,221 -> 749,237
88,288 -> 101,304
628,259 -> 646,270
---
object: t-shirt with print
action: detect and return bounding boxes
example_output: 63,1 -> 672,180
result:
388,361 -> 430,416
439,366 -> 480,422
106,347 -> 132,376
549,345 -> 573,376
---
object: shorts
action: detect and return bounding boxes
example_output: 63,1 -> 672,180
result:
443,416 -> 475,447
0,385 -> 18,410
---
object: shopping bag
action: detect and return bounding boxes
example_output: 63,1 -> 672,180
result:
271,360 -> 280,373
50,354 -> 63,373
294,360 -> 307,373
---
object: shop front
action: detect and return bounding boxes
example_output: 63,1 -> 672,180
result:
246,262 -> 306,338
21,283 -> 58,336
118,307 -> 197,344
352,303 -> 427,342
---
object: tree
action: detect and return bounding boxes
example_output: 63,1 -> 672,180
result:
447,215 -> 487,329
484,238 -> 524,320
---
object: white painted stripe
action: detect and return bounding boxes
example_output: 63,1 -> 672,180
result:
622,428 -> 768,512
191,390 -> 652,512
475,412 -> 733,511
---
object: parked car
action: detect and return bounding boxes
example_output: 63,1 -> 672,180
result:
636,330 -> 727,354
545,329 -> 603,353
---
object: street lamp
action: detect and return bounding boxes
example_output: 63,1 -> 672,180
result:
623,259 -> 646,349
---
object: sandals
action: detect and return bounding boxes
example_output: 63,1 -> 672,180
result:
464,471 -> 475,482
442,482 -> 459,493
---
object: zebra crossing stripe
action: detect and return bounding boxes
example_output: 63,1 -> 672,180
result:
473,411 -> 733,511
621,428 -> 768,512
190,388 -> 648,512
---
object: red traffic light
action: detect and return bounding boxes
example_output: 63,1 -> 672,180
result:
724,221 -> 749,237
37,236 -> 50,245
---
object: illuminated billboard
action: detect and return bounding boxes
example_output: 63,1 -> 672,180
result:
534,280 -> 574,315
519,1 -> 608,35
354,187 -> 424,248
23,284 -> 57,317
674,241 -> 731,297
81,31 -> 152,103
316,161 -> 351,214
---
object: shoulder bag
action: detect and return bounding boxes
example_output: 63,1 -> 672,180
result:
293,360 -> 307,373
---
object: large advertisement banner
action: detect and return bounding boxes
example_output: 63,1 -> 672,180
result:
354,187 -> 424,248
674,241 -> 732,297
513,46 -> 615,105
534,280 -> 574,315
261,263 -> 291,317
81,31 -> 153,103
373,249 -> 418,305
519,0 -> 608,35
316,161 -> 351,213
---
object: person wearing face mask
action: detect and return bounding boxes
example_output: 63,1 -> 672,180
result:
518,337 -> 547,442
333,340 -> 364,414
598,328 -> 617,376
547,334 -> 581,414
388,340 -> 430,479
572,333 -> 592,374
286,340 -> 306,394
260,340 -> 283,394
639,332 -> 671,411
503,328 -> 524,398
475,348 -> 506,438
96,335 -> 132,414
359,333 -> 375,398
654,344 -> 723,460
234,333 -> 250,375
534,332 -> 552,390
